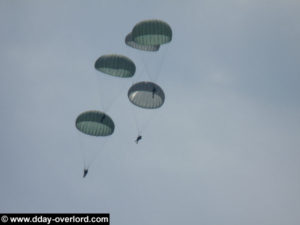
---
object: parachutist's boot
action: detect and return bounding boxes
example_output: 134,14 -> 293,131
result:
135,136 -> 142,144
83,169 -> 88,178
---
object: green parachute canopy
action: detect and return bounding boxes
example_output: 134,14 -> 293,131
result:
76,110 -> 115,136
125,32 -> 160,52
95,54 -> 136,78
132,20 -> 172,46
128,82 -> 165,109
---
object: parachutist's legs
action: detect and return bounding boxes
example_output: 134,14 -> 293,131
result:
135,135 -> 142,144
83,168 -> 88,178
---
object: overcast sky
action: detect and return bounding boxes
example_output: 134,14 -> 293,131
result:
1,0 -> 300,224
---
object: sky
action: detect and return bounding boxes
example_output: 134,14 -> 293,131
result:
1,0 -> 300,224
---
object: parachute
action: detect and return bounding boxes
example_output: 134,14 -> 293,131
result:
95,54 -> 136,78
76,110 -> 115,136
131,20 -> 172,46
128,81 -> 165,109
125,32 -> 160,52
75,110 -> 115,173
125,20 -> 172,82
94,54 -> 136,111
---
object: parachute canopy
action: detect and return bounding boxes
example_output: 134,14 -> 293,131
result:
76,110 -> 115,136
95,54 -> 136,78
128,82 -> 165,109
125,32 -> 160,52
132,20 -> 172,46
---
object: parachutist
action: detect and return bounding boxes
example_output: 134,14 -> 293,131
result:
135,135 -> 142,144
83,169 -> 88,178
152,87 -> 156,98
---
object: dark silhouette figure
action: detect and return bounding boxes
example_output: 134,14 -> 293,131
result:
100,114 -> 106,122
135,135 -> 142,144
152,87 -> 156,98
83,169 -> 88,178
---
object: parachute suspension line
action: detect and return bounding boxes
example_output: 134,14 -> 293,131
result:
83,148 -> 88,170
139,110 -> 160,134
130,108 -> 160,138
102,79 -> 130,113
130,104 -> 142,135
76,129 -> 88,170
78,134 -> 90,171
138,45 -> 169,82
152,45 -> 169,83
86,137 -> 109,169
126,37 -> 154,81
140,53 -> 155,81
94,76 -> 127,113
94,73 -> 106,111
129,79 -> 142,136
140,59 -> 151,81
